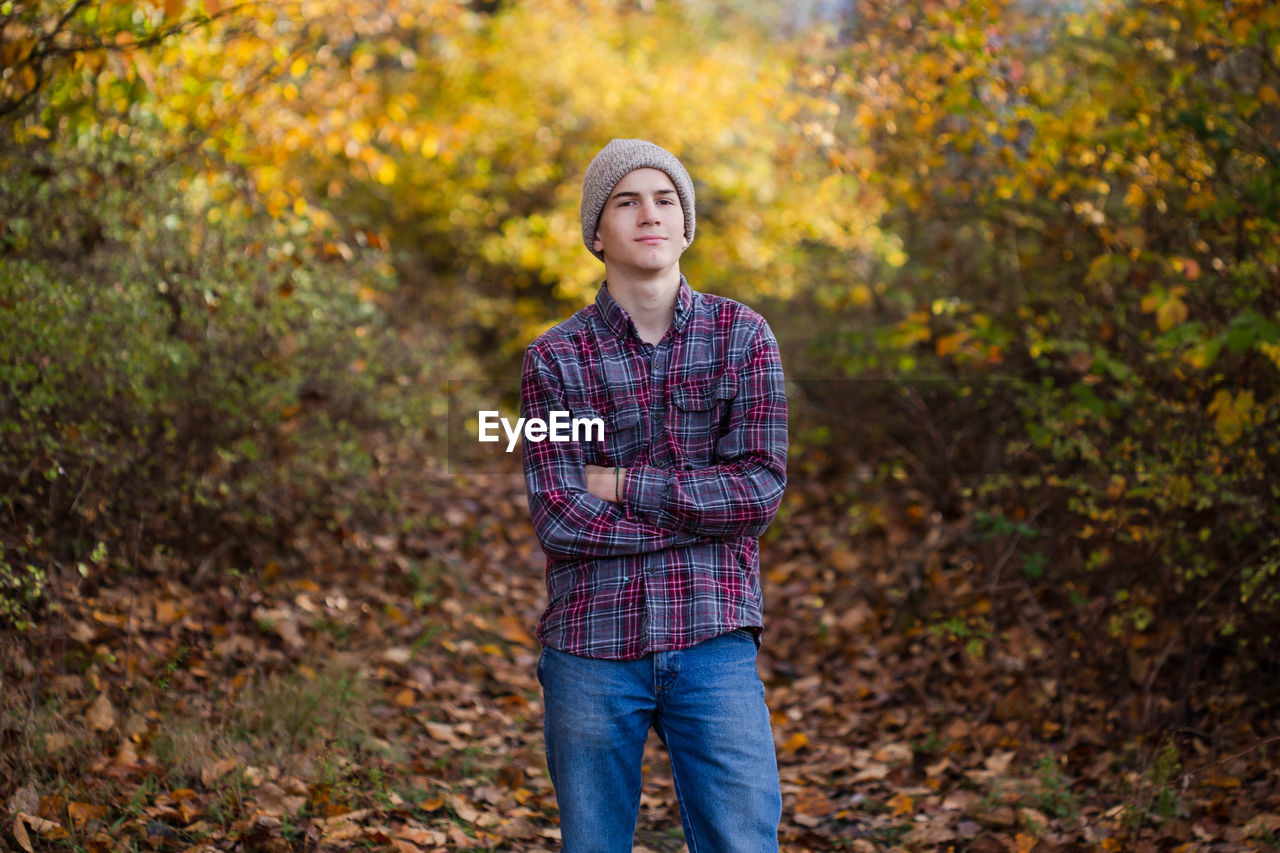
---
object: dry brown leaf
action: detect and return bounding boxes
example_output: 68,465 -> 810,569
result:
888,792 -> 915,817
984,750 -> 1015,774
37,795 -> 64,821
322,820 -> 364,843
905,818 -> 957,845
793,787 -> 835,828
67,802 -> 108,826
852,762 -> 889,782
9,784 -> 39,816
86,694 -> 116,731
12,816 -> 33,853
497,615 -> 535,647
382,647 -> 413,665
873,741 -> 913,764
396,826 -> 446,845
16,813 -> 66,840
986,806 -> 1018,827
492,817 -> 540,840
925,756 -> 953,777
121,713 -> 150,738
447,823 -> 483,848
201,757 -> 239,786
941,789 -> 982,811
1244,813 -> 1280,838
154,600 -> 182,624
424,720 -> 467,748
449,794 -> 480,824
91,610 -> 126,629
69,621 -> 97,644
1018,806 -> 1049,831
113,739 -> 139,767
252,606 -> 305,650
256,782 -> 306,817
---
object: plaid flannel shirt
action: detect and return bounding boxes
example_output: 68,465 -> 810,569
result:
520,276 -> 788,660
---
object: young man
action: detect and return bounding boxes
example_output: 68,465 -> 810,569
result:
520,138 -> 788,852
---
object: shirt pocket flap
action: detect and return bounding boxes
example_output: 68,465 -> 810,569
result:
672,371 -> 738,411
606,404 -> 643,430
570,404 -> 603,423
566,405 -> 606,444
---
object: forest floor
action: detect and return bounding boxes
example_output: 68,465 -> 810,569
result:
2,456 -> 1278,852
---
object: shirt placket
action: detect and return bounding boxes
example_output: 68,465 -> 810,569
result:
639,336 -> 672,649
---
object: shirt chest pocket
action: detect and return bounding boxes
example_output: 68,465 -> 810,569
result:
668,371 -> 738,467
570,403 -> 645,467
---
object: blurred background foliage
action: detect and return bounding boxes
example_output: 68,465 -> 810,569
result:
1,0 -> 1277,714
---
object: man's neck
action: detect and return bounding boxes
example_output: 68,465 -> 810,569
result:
605,266 -> 681,345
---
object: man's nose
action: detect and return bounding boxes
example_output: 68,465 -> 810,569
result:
639,199 -> 661,224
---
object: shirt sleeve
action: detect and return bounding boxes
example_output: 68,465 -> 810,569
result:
521,346 -> 702,560
623,321 -> 788,540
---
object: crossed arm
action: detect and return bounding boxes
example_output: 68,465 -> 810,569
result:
520,323 -> 788,560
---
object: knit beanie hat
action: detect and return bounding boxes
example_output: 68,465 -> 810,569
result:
580,139 -> 696,262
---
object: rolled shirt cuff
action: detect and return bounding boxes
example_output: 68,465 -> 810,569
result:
622,464 -> 670,524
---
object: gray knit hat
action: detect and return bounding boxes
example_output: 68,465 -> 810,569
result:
580,139 -> 696,262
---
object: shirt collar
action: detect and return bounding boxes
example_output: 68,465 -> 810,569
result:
595,275 -> 695,342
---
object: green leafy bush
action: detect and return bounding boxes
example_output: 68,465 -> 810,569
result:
0,124 -> 425,623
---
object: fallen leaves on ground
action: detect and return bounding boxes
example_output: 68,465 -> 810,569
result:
1,457 -> 1277,852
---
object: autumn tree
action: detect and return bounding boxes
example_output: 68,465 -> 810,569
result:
0,0 -> 433,624
797,0 -> 1280,713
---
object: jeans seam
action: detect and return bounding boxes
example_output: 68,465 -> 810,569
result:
667,750 -> 701,853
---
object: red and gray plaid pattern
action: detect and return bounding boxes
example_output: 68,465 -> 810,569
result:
520,277 -> 788,660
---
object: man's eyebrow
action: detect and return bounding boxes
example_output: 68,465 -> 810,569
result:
609,188 -> 677,201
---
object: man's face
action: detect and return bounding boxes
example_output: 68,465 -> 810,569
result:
592,168 -> 686,274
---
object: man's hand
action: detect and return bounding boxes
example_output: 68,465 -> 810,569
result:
585,465 -> 625,504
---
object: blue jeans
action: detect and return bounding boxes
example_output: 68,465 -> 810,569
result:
537,630 -> 781,852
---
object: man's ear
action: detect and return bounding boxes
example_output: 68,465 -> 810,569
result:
593,234 -> 604,253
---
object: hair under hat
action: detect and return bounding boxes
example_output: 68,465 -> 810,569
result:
580,139 -> 696,262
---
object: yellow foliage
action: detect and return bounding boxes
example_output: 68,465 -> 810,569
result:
1141,286 -> 1189,331
106,0 -> 886,354
1207,390 -> 1259,446
1259,342 -> 1280,371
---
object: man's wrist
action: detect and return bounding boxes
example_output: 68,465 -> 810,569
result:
584,464 -> 626,504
